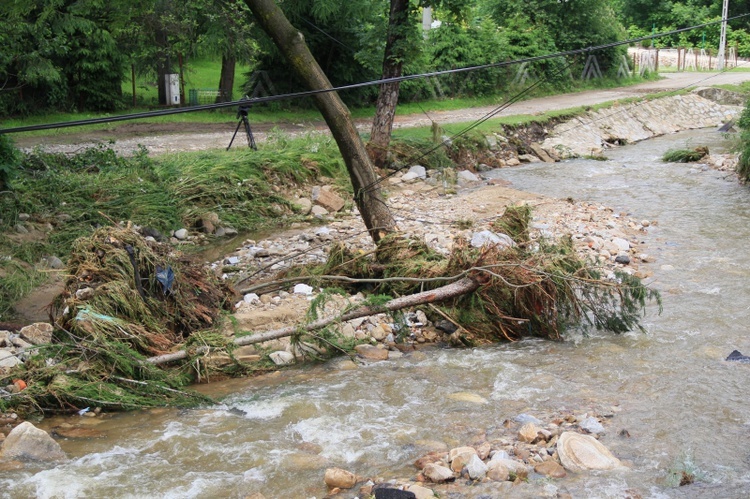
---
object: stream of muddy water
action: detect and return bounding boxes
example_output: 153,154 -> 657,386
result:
2,129 -> 750,498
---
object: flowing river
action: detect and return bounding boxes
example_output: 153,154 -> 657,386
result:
2,129 -> 750,498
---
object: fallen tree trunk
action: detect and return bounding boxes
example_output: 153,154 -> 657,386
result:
146,276 -> 480,365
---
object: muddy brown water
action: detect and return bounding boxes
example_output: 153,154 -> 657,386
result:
3,129 -> 750,498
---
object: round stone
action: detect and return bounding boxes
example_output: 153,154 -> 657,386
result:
556,432 -> 621,473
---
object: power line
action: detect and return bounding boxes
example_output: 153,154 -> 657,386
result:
2,14 -> 748,135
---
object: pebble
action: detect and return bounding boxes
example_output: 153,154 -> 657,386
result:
174,228 -> 188,240
423,463 -> 454,483
324,467 -> 358,489
514,413 -> 542,425
579,416 -> 606,435
293,283 -> 314,295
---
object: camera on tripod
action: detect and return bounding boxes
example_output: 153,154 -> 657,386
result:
227,100 -> 257,151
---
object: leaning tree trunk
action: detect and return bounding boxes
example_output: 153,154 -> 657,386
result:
368,0 -> 409,168
146,276 -> 480,365
217,54 -> 236,103
245,0 -> 396,243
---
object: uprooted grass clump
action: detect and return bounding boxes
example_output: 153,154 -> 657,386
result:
662,146 -> 709,163
0,225 -> 237,414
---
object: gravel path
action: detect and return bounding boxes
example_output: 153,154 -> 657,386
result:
14,72 -> 750,155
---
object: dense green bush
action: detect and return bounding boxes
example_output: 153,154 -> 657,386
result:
736,98 -> 750,181
0,135 -> 20,190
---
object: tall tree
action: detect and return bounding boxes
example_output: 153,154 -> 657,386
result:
367,0 -> 412,168
367,0 -> 472,168
0,0 -> 127,114
195,0 -> 257,102
244,0 -> 396,243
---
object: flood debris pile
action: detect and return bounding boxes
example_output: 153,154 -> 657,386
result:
1,225 -> 236,414
284,206 -> 660,350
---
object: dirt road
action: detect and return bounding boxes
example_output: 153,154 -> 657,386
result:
13,72 -> 750,155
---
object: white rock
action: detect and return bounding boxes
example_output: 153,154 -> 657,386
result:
19,323 -> 53,345
488,458 -> 529,476
174,228 -> 188,240
408,165 -> 427,179
579,416 -> 606,435
490,450 -> 510,461
0,422 -> 66,462
269,351 -> 295,365
611,237 -> 630,251
423,463 -> 455,483
293,284 -> 314,295
243,293 -> 260,304
556,431 -> 622,472
311,205 -> 329,218
457,170 -> 480,183
465,453 -> 488,479
0,350 -> 22,369
407,484 -> 436,499
470,230 -> 515,249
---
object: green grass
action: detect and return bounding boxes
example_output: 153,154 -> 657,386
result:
3,68 -> 664,140
0,134 -> 351,317
122,57 -> 252,106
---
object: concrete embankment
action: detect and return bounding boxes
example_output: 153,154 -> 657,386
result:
540,89 -> 742,159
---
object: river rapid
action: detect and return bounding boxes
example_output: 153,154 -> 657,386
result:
2,129 -> 750,498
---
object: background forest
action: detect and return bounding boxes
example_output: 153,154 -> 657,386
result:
1,0 -> 749,117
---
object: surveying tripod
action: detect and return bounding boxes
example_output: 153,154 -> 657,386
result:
227,104 -> 257,151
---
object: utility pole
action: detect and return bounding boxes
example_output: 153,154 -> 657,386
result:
717,0 -> 729,70
422,6 -> 432,34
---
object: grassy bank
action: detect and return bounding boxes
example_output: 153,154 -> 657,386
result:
0,134 -> 349,320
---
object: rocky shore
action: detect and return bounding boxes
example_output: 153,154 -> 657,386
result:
2,89 -> 744,496
317,409 -> 628,499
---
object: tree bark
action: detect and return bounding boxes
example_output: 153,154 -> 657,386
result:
244,0 -> 396,242
146,276 -> 480,365
217,54 -> 236,103
156,28 -> 170,106
368,0 -> 410,168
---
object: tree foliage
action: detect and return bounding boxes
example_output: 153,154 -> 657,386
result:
614,0 -> 750,55
0,0 -> 127,114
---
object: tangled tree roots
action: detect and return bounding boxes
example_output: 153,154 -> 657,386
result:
1,225 -> 236,414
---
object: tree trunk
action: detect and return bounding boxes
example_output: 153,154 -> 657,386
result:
156,29 -> 170,106
244,0 -> 396,243
367,0 -> 410,168
146,276 -> 480,365
217,54 -> 236,103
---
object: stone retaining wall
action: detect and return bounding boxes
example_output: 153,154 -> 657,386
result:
541,91 -> 742,158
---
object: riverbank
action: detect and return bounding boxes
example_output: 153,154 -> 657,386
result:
1,98 -> 747,496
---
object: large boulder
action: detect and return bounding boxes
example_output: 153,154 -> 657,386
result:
556,431 -> 621,472
0,422 -> 67,462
